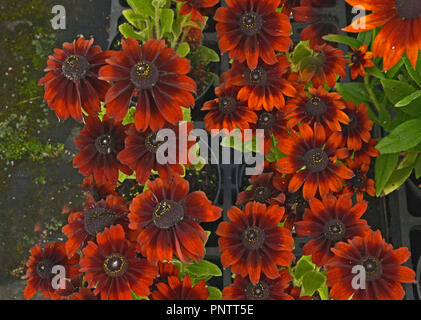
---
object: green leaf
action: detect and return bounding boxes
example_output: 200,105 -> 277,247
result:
414,155 -> 421,179
294,258 -> 315,280
386,59 -> 404,79
265,135 -> 285,162
357,30 -> 373,46
383,166 -> 414,195
397,152 -> 418,170
220,131 -> 245,152
334,82 -> 370,105
375,153 -> 399,196
207,287 -> 222,300
395,90 -> 421,107
118,170 -> 137,183
181,107 -> 191,122
366,66 -> 385,80
381,79 -> 417,104
176,42 -> 190,57
381,79 -> 421,117
403,53 -> 421,88
318,284 -> 329,300
376,119 -> 421,154
322,34 -> 363,49
122,107 -> 135,125
152,0 -> 167,8
127,0 -> 154,16
185,260 -> 222,278
119,23 -> 147,41
122,9 -> 145,29
131,291 -> 148,300
301,271 -> 326,297
290,40 -> 313,69
159,8 -> 174,37
193,46 -> 220,63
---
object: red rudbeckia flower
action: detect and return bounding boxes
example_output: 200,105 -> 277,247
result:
73,115 -> 132,184
277,123 -> 354,199
236,172 -> 285,205
99,38 -> 196,131
342,159 -> 376,202
343,0 -> 421,70
353,138 -> 380,165
202,85 -> 258,135
39,37 -> 111,121
249,109 -> 288,154
149,262 -> 180,295
117,122 -> 196,185
62,194 -> 129,258
80,224 -> 157,300
349,45 -> 375,80
79,175 -> 118,201
336,101 -> 373,151
222,269 -> 293,300
295,194 -> 370,266
54,273 -> 84,299
285,285 -> 312,300
68,288 -> 99,300
216,201 -> 295,284
227,57 -> 296,111
178,0 -> 219,24
215,0 -> 292,69
285,86 -> 349,133
293,0 -> 340,47
150,274 -> 209,300
300,43 -> 347,89
129,176 -> 222,264
327,230 -> 416,300
274,175 -> 309,230
24,242 -> 79,300
185,27 -> 204,48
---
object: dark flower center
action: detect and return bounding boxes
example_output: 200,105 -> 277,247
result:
253,186 -> 271,203
219,96 -> 237,114
305,97 -> 327,117
351,53 -> 360,64
62,55 -> 90,81
257,112 -> 275,130
145,132 -> 165,153
242,226 -> 265,250
286,192 -> 308,218
345,113 -> 359,131
84,207 -> 117,236
323,219 -> 346,242
245,281 -> 270,300
350,172 -> 365,189
360,256 -> 383,281
153,200 -> 184,229
36,259 -> 55,279
103,253 -> 128,278
130,61 -> 159,89
303,148 -> 329,173
95,134 -> 114,154
395,0 -> 421,19
239,12 -> 263,36
245,66 -> 267,86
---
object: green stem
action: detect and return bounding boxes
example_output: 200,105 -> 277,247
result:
173,15 -> 189,49
16,96 -> 42,105
154,7 -> 160,39
364,75 -> 381,113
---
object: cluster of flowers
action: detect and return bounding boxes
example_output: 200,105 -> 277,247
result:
24,0 -> 420,300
